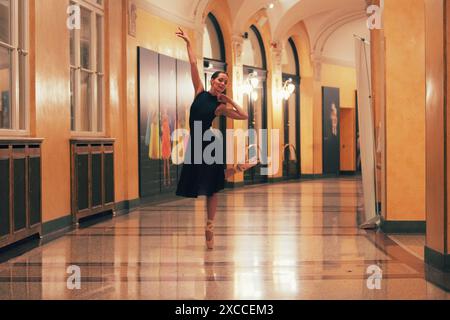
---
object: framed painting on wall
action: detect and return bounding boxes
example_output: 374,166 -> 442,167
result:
322,86 -> 340,175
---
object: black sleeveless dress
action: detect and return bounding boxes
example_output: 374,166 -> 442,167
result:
176,91 -> 225,198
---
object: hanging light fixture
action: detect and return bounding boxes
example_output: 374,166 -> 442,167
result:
251,91 -> 259,102
241,71 -> 260,99
282,78 -> 296,100
249,71 -> 259,89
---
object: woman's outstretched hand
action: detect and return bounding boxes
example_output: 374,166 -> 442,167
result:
176,27 -> 190,44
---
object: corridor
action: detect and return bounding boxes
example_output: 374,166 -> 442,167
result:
0,178 -> 447,300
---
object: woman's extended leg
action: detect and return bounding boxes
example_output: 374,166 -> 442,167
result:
205,194 -> 218,249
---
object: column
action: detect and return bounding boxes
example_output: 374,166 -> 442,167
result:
424,0 -> 450,272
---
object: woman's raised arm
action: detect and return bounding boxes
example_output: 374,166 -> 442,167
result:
176,27 -> 204,96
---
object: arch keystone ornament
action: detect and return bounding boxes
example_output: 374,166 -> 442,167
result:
232,35 -> 244,66
128,0 -> 137,37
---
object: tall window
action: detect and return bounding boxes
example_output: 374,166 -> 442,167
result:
202,13 -> 226,91
282,38 -> 301,178
203,13 -> 224,62
70,0 -> 104,133
242,25 -> 267,185
202,13 -> 227,161
0,0 -> 29,132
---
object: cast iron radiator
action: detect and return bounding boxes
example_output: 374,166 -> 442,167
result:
70,139 -> 115,223
0,139 -> 43,249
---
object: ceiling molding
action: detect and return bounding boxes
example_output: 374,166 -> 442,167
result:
134,0 -> 197,29
321,56 -> 356,68
312,10 -> 367,55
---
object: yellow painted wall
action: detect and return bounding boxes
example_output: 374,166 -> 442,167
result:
35,0 -> 71,222
321,63 -> 357,109
384,0 -> 426,221
107,0 -> 127,203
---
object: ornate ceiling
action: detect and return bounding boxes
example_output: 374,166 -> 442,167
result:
136,0 -> 369,65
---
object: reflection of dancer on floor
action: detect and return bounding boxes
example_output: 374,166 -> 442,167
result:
175,28 -> 256,250
161,109 -> 172,186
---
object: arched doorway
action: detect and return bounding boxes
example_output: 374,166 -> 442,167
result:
241,25 -> 268,185
203,12 -> 227,162
281,38 -> 301,179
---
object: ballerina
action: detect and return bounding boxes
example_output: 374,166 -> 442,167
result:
175,27 -> 256,249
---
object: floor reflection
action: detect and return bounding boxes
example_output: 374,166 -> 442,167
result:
0,177 -> 449,299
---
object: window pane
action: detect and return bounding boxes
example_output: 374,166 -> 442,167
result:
80,8 -> 91,70
282,41 -> 297,75
203,16 -> 222,61
96,14 -> 102,72
242,29 -> 263,68
80,71 -> 92,131
18,0 -> 26,49
19,54 -> 26,129
70,28 -> 75,66
288,89 -> 296,149
97,75 -> 103,132
0,0 -> 11,45
70,68 -> 75,130
0,47 -> 11,129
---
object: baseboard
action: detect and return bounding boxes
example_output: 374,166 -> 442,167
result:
301,174 -> 319,179
425,263 -> 450,292
115,198 -> 141,215
139,193 -> 181,206
340,171 -> 357,176
380,217 -> 426,234
0,235 -> 41,264
300,174 -> 336,179
41,214 -> 74,244
225,181 -> 245,189
425,246 -> 450,272
268,177 -> 285,184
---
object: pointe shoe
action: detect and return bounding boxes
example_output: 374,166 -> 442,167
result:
205,220 -> 215,250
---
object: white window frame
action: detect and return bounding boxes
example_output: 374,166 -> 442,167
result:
0,0 -> 30,136
70,0 -> 105,136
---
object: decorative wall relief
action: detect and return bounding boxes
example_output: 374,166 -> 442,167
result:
128,0 -> 137,37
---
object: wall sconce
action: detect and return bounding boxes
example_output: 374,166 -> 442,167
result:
242,71 -> 260,101
248,71 -> 259,89
282,78 -> 296,100
251,90 -> 259,102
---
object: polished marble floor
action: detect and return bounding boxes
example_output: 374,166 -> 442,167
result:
0,177 -> 449,300
389,235 -> 426,260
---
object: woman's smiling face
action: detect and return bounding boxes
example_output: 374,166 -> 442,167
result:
211,73 -> 228,94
